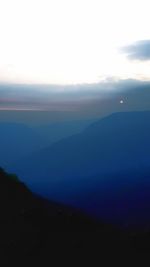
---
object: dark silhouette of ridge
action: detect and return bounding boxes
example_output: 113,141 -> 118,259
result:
0,168 -> 122,265
1,168 -> 150,266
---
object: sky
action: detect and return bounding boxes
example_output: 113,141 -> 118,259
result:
0,0 -> 150,114
0,0 -> 150,85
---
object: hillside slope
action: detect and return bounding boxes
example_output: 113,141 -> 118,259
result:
0,168 -> 133,266
8,112 -> 150,223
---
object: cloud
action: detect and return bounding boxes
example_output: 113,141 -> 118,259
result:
121,40 -> 150,61
0,79 -> 150,116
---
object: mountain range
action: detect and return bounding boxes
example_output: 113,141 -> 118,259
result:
0,167 -> 150,266
0,168 -> 131,266
6,111 -> 150,226
0,119 -> 94,167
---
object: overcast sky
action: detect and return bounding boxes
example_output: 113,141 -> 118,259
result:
0,79 -> 149,114
0,0 -> 150,84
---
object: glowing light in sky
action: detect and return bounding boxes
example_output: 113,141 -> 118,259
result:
0,0 -> 150,84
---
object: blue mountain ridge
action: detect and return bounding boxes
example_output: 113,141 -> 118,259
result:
7,111 -> 150,226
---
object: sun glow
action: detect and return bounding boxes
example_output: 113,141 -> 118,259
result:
0,0 -> 150,84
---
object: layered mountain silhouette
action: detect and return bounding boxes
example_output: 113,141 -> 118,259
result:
0,168 -> 135,266
35,118 -> 95,146
0,119 -> 93,167
8,111 -> 150,226
0,123 -> 44,167
1,167 -> 150,266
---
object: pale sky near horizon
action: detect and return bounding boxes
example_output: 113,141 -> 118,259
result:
0,0 -> 150,85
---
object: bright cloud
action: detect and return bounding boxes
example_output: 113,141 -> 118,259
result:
0,0 -> 150,84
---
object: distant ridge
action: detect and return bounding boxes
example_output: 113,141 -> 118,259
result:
7,111 -> 150,226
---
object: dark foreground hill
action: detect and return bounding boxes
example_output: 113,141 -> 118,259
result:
0,168 -> 150,266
